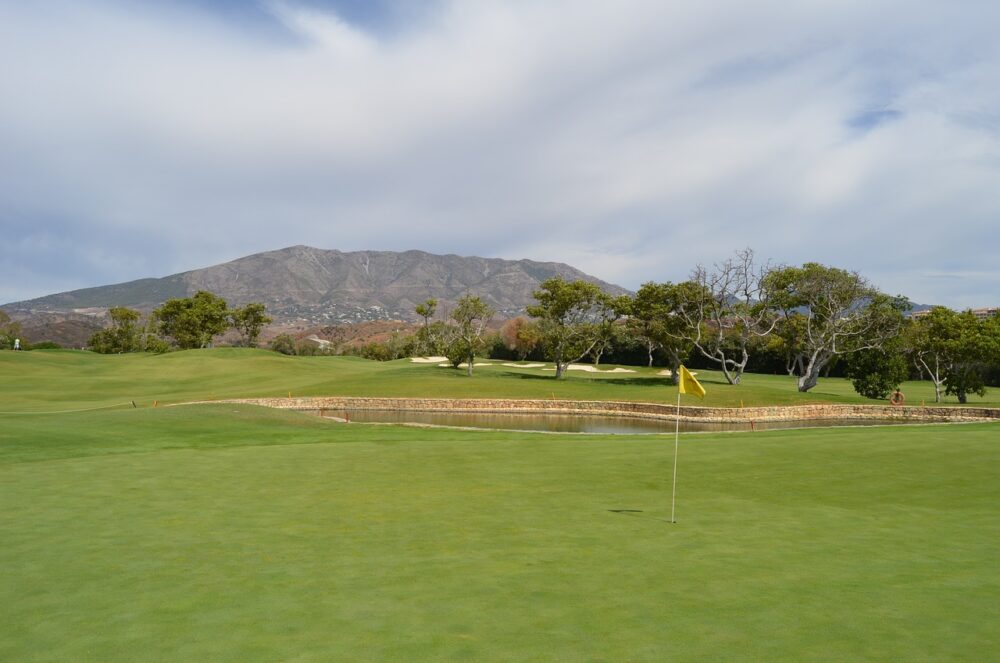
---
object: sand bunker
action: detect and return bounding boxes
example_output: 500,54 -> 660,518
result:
410,356 -> 448,363
658,369 -> 673,376
437,362 -> 495,368
501,362 -> 546,368
542,364 -> 636,373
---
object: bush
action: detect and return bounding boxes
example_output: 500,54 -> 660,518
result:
846,345 -> 909,400
269,334 -> 297,356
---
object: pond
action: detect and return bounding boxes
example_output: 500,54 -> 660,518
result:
312,409 -> 916,434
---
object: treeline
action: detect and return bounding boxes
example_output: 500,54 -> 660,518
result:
69,249 -> 1000,402
323,249 -> 999,401
88,291 -> 272,353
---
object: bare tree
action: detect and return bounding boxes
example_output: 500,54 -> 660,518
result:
666,248 -> 777,385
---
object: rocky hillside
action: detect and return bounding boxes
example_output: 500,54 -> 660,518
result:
3,246 -> 630,327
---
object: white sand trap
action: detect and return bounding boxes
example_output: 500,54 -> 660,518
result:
502,362 -> 546,368
410,356 -> 448,363
542,364 -> 636,373
438,362 -> 495,368
658,369 -> 673,376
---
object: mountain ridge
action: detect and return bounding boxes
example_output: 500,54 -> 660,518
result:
3,245 -> 630,326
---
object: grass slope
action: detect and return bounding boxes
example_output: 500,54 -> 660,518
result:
2,348 -> 998,411
2,406 -> 997,661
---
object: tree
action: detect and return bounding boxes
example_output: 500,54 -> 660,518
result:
904,307 -> 1000,403
907,309 -> 1000,404
588,296 -> 632,366
415,299 -> 437,327
666,249 -> 777,385
765,263 -> 907,392
526,277 -> 617,379
448,294 -> 494,376
414,299 -> 439,356
153,291 -> 230,349
627,282 -> 694,383
0,310 -> 23,350
845,338 -> 909,399
499,316 -> 541,360
768,313 -> 809,376
230,303 -> 272,347
269,333 -> 297,355
88,306 -> 142,353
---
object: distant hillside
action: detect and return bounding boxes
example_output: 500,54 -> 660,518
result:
3,246 -> 630,327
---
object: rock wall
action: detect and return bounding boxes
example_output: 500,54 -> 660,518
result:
212,397 -> 1000,423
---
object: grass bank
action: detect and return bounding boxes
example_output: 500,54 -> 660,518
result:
2,348 -> 997,412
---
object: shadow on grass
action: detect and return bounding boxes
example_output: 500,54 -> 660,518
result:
507,373 -> 679,388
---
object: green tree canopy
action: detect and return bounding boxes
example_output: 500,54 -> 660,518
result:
627,282 -> 695,382
153,291 -> 230,349
906,308 -> 1000,404
230,303 -> 272,348
88,306 -> 143,354
764,262 -> 907,392
845,338 -> 909,400
448,294 -> 494,376
527,277 -> 617,379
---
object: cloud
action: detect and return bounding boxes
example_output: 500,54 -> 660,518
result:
0,0 -> 998,308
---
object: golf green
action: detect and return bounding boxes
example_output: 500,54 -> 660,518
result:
2,401 -> 997,661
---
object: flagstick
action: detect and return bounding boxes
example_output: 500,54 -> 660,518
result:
671,389 -> 681,524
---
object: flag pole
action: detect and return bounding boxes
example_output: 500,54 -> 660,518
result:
671,388 -> 680,523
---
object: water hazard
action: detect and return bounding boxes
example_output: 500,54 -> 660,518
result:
312,409 -> 912,434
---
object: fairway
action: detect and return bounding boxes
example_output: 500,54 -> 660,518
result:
3,348 -> 999,411
2,351 -> 999,661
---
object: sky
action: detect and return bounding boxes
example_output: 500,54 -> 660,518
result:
2,0 -> 998,308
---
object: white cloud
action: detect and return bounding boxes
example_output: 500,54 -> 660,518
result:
0,0 -> 998,307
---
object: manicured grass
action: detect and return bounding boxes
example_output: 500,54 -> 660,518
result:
1,405 -> 997,661
2,350 -> 997,660
2,348 -> 997,411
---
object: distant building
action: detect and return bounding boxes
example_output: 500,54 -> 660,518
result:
910,306 -> 998,320
971,307 -> 999,320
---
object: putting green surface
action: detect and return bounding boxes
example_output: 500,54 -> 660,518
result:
2,350 -> 998,660
2,404 -> 998,661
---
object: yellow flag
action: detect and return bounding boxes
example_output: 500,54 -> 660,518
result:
678,365 -> 706,399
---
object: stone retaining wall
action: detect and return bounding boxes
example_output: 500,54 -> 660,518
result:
212,397 -> 1000,423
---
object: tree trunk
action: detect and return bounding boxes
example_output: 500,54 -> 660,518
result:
647,341 -> 655,368
720,351 -> 748,385
919,356 -> 944,403
667,352 -> 681,385
466,351 -> 474,377
721,363 -> 742,385
797,369 -> 820,392
797,350 -> 828,392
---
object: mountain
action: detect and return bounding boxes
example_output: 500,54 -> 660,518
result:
3,246 -> 630,328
